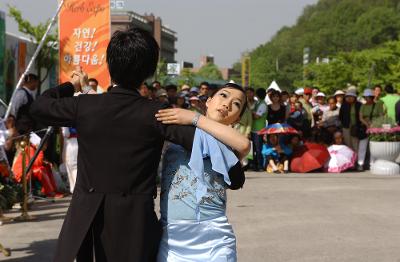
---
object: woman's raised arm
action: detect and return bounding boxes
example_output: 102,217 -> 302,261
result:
156,108 -> 250,159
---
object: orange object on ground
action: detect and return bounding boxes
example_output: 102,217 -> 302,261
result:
12,145 -> 60,197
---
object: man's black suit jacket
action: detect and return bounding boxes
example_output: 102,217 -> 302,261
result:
30,83 -> 198,262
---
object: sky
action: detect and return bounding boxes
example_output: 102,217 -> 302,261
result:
0,0 -> 318,68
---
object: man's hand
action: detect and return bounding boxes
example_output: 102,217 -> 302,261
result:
70,66 -> 88,93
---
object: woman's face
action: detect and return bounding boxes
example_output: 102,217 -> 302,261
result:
177,97 -> 185,106
345,96 -> 356,104
206,88 -> 245,125
317,96 -> 325,105
291,136 -> 300,146
271,94 -> 280,103
365,96 -> 374,103
290,95 -> 297,104
269,134 -> 278,145
328,99 -> 337,110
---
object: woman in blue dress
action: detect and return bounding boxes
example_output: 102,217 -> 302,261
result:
155,83 -> 250,261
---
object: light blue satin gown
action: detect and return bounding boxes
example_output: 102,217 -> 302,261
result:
158,144 -> 237,262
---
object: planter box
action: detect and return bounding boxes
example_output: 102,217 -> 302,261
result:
370,141 -> 400,162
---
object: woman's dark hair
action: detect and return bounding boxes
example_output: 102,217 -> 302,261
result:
106,28 -> 159,89
210,83 -> 247,116
269,89 -> 281,99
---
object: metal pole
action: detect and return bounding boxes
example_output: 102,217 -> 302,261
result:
4,0 -> 65,120
14,139 -> 36,222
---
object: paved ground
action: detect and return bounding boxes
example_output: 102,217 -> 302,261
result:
1,172 -> 400,261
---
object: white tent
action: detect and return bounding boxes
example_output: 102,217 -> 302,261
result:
267,80 -> 281,92
265,80 -> 281,104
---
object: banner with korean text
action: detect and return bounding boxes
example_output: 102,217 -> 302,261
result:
59,0 -> 110,92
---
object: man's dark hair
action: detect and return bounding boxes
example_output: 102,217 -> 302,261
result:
24,73 -> 39,83
88,78 -> 98,85
200,82 -> 209,87
385,84 -> 395,94
255,88 -> 267,100
374,85 -> 382,90
106,28 -> 159,89
165,84 -> 177,91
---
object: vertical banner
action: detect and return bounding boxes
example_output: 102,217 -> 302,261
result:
59,0 -> 110,91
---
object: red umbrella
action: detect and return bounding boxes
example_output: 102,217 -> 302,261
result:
290,143 -> 330,173
258,123 -> 299,135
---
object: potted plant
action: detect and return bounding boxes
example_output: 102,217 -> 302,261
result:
368,118 -> 400,175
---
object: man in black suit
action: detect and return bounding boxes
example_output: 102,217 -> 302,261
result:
30,28 -> 196,262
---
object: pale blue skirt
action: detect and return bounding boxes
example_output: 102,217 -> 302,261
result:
157,216 -> 237,262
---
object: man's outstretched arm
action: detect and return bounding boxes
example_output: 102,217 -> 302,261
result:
30,82 -> 78,127
30,67 -> 86,127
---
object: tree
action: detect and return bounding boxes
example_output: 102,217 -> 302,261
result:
197,63 -> 223,80
154,58 -> 167,84
8,6 -> 58,92
298,41 -> 400,95
245,0 -> 400,89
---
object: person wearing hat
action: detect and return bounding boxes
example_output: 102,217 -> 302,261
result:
189,95 -> 204,114
294,88 -> 304,97
176,92 -> 189,109
156,89 -> 169,105
334,90 -> 345,108
313,92 -> 328,113
320,96 -> 341,144
311,88 -> 319,107
190,87 -> 200,97
181,84 -> 190,92
339,90 -> 362,161
359,89 -> 385,170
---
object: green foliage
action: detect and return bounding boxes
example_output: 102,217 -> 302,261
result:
177,68 -> 196,87
8,5 -> 58,90
303,41 -> 400,94
230,61 -> 242,84
197,63 -> 223,80
248,0 -> 400,90
155,58 -> 167,83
